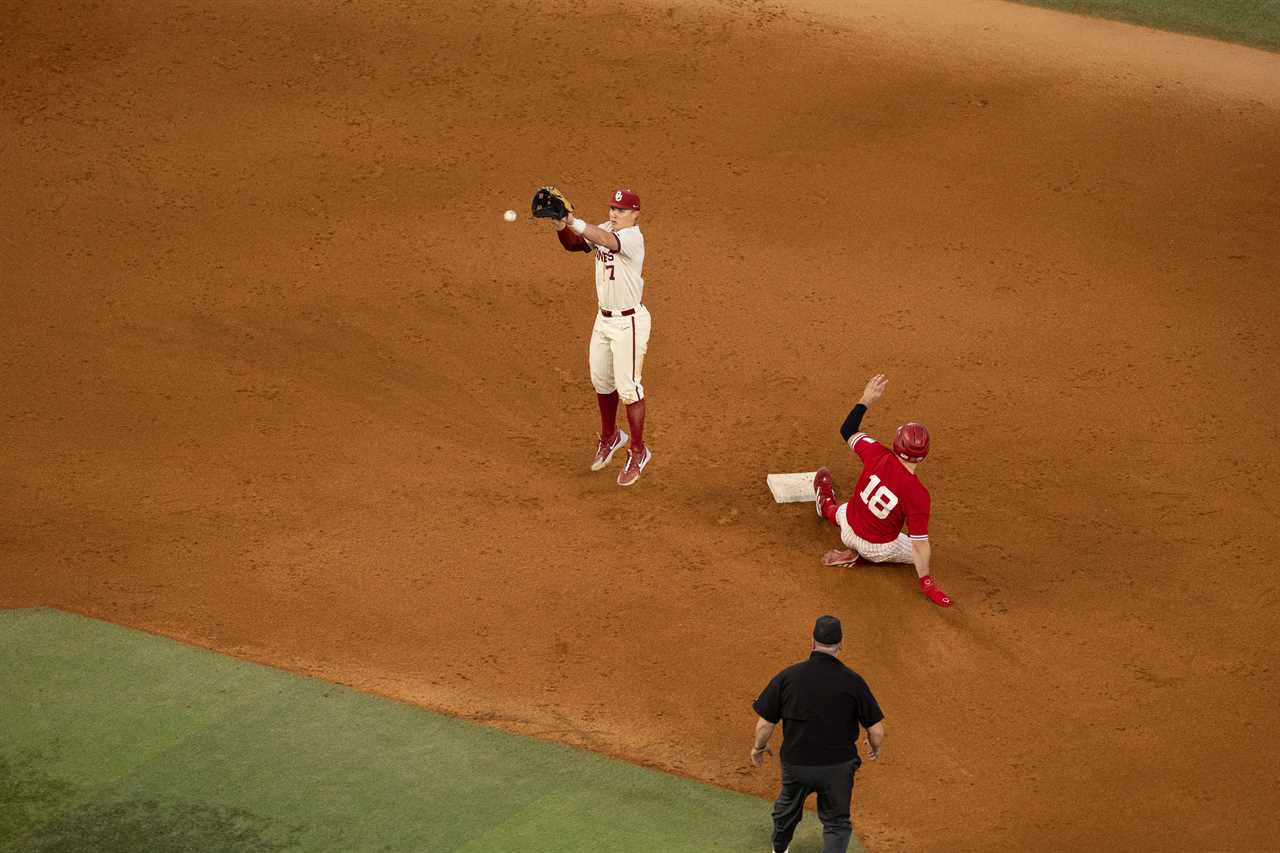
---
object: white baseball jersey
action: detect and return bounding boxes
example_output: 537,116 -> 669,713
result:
591,224 -> 645,312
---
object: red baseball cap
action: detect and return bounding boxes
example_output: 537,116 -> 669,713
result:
608,189 -> 641,210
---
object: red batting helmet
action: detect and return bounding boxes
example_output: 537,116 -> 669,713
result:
892,422 -> 930,462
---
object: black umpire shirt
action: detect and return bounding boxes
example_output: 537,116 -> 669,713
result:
753,651 -> 884,767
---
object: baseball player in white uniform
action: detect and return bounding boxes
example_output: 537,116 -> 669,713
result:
552,189 -> 652,486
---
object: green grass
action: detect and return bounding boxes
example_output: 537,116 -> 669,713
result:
1010,0 -> 1280,51
0,609 -> 856,853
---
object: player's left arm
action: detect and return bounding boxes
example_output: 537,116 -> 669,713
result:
907,495 -> 931,579
564,212 -> 621,252
553,218 -> 593,253
910,538 -> 931,580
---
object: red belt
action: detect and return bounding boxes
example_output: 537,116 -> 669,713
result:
600,307 -> 637,317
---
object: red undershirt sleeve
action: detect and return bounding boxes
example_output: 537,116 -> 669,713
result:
556,227 -> 592,253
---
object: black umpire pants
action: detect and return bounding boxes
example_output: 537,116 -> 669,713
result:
770,760 -> 856,853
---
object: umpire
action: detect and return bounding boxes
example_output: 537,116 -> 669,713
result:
749,615 -> 885,853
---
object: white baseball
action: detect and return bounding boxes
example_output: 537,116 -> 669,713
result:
503,209 -> 517,222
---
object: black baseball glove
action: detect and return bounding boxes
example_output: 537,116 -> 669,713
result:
531,186 -> 574,220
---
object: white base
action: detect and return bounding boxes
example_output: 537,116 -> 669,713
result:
766,472 -> 818,504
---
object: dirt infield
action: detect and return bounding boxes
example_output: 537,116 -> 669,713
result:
4,0 -> 1279,849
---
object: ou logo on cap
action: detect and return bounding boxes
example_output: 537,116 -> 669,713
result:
615,191 -> 623,202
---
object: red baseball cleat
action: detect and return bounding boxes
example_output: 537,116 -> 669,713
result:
617,445 -> 652,486
919,575 -> 954,607
822,548 -> 859,568
591,429 -> 628,471
813,467 -> 836,518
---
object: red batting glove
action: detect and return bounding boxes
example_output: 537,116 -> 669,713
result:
919,575 -> 954,607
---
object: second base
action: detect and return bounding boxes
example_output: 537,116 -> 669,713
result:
767,472 -> 818,504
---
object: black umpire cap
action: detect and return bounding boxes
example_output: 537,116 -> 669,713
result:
813,615 -> 842,645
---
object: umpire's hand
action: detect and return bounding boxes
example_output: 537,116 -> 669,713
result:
749,746 -> 772,767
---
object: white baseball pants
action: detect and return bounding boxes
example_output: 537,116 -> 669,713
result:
589,306 -> 650,405
835,502 -> 915,563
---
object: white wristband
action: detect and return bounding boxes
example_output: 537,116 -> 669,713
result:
570,218 -> 587,236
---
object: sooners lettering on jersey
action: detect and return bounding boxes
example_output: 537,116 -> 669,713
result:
844,433 -> 931,544
593,224 -> 645,312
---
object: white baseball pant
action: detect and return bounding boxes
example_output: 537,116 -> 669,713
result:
589,306 -> 650,404
835,502 -> 915,563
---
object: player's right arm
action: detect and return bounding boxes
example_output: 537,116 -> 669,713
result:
841,373 -> 889,446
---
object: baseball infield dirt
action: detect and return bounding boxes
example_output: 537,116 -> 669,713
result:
4,0 -> 1278,849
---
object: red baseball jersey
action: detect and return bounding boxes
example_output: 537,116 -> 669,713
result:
843,433 -> 931,544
